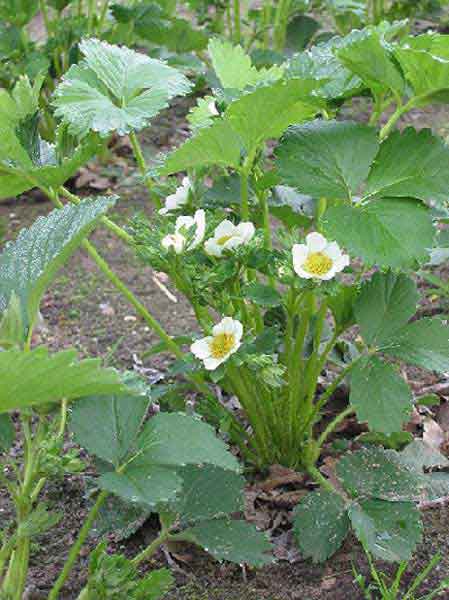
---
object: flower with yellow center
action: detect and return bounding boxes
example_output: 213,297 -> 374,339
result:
204,219 -> 255,257
191,317 -> 243,370
292,232 -> 349,280
159,176 -> 192,216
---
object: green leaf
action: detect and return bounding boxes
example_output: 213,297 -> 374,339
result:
208,38 -> 284,91
323,198 -> 434,268
91,494 -> 152,541
185,519 -> 273,567
350,356 -> 413,435
269,186 -> 315,229
172,464 -> 245,522
242,282 -> 282,307
70,394 -> 151,467
0,197 -> 116,328
355,272 -> 419,346
382,318 -> 449,374
394,46 -> 449,104
349,499 -> 422,562
328,285 -> 358,333
293,490 -> 350,563
53,38 -> 191,137
398,440 -> 449,471
161,118 -> 243,174
17,503 -> 61,538
275,120 -> 379,201
139,17 -> 208,53
337,29 -> 404,97
0,413 -> 15,451
288,35 -> 362,100
0,348 -> 129,412
285,15 -> 320,52
337,447 -> 422,501
225,79 -> 321,154
364,129 -> 449,206
137,413 -> 240,472
187,95 -> 218,131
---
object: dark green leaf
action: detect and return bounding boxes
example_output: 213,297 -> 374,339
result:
0,413 -> 15,451
242,282 -> 282,307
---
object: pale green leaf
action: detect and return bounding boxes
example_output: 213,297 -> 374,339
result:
209,38 -> 284,90
323,198 -> 434,268
70,394 -> 151,467
275,120 -> 379,201
293,491 -> 349,563
187,95 -> 218,131
364,128 -> 449,206
185,519 -> 273,566
382,318 -> 449,373
0,348 -> 129,412
53,38 -> 191,137
350,357 -> 413,435
349,499 -> 422,562
355,272 -> 419,346
337,447 -> 422,501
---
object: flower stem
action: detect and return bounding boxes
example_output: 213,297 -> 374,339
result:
233,0 -> 241,44
48,491 -> 109,600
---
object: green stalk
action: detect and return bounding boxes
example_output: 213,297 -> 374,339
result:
240,168 -> 250,221
379,98 -> 416,140
96,0 -> 110,34
233,0 -> 241,44
316,406 -> 354,449
48,491 -> 109,600
129,131 -> 160,208
131,528 -> 171,566
87,0 -> 96,35
39,0 -> 52,36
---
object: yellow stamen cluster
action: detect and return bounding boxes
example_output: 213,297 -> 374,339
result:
217,234 -> 234,246
303,252 -> 333,276
209,333 -> 235,359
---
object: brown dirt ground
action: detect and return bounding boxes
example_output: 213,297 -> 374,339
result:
2,96 -> 449,599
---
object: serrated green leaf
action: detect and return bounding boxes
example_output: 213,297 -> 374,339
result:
337,447 -> 422,501
92,493 -> 151,541
172,465 -> 245,522
350,356 -> 413,435
364,129 -> 449,206
337,29 -> 404,97
137,413 -> 240,472
269,186 -> 314,229
161,118 -> 243,174
17,503 -> 61,538
293,490 -> 350,563
185,519 -> 273,566
70,394 -> 151,467
0,196 -> 116,327
187,95 -> 218,131
275,120 -> 379,201
139,17 -> 208,53
394,46 -> 449,104
209,38 -> 284,91
328,285 -> 358,333
53,38 -> 191,137
0,348 -> 128,412
323,198 -> 434,268
382,318 -> 449,373
0,413 -> 15,451
225,79 -> 321,154
349,499 -> 422,562
355,272 -> 419,346
399,440 -> 449,471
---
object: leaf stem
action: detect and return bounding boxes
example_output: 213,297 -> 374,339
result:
129,131 -> 160,208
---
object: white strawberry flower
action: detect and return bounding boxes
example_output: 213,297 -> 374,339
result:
161,209 -> 206,254
204,219 -> 255,257
191,317 -> 243,371
292,232 -> 350,280
159,176 -> 192,216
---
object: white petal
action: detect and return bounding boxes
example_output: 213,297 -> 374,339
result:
306,232 -> 327,252
203,356 -> 224,370
208,100 -> 219,116
204,238 -> 223,257
231,322 -> 243,344
293,265 -> 314,279
175,215 -> 195,233
181,176 -> 192,190
192,209 -> 206,248
324,241 -> 342,260
236,222 -> 255,242
292,244 -> 308,271
159,206 -> 169,215
214,219 -> 236,239
213,316 -> 234,336
333,253 -> 350,272
191,337 -> 213,359
222,236 -> 242,250
320,267 -> 337,280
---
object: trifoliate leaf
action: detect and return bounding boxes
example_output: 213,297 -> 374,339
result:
184,519 -> 273,567
53,38 -> 191,137
349,499 -> 422,562
0,196 -> 116,327
275,120 -> 379,201
208,38 -> 284,91
350,356 -> 413,435
70,394 -> 151,467
0,348 -> 129,412
337,447 -> 422,501
364,128 -> 449,206
355,271 -> 419,346
382,318 -> 449,374
337,29 -> 404,97
323,198 -> 434,268
293,491 -> 350,563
